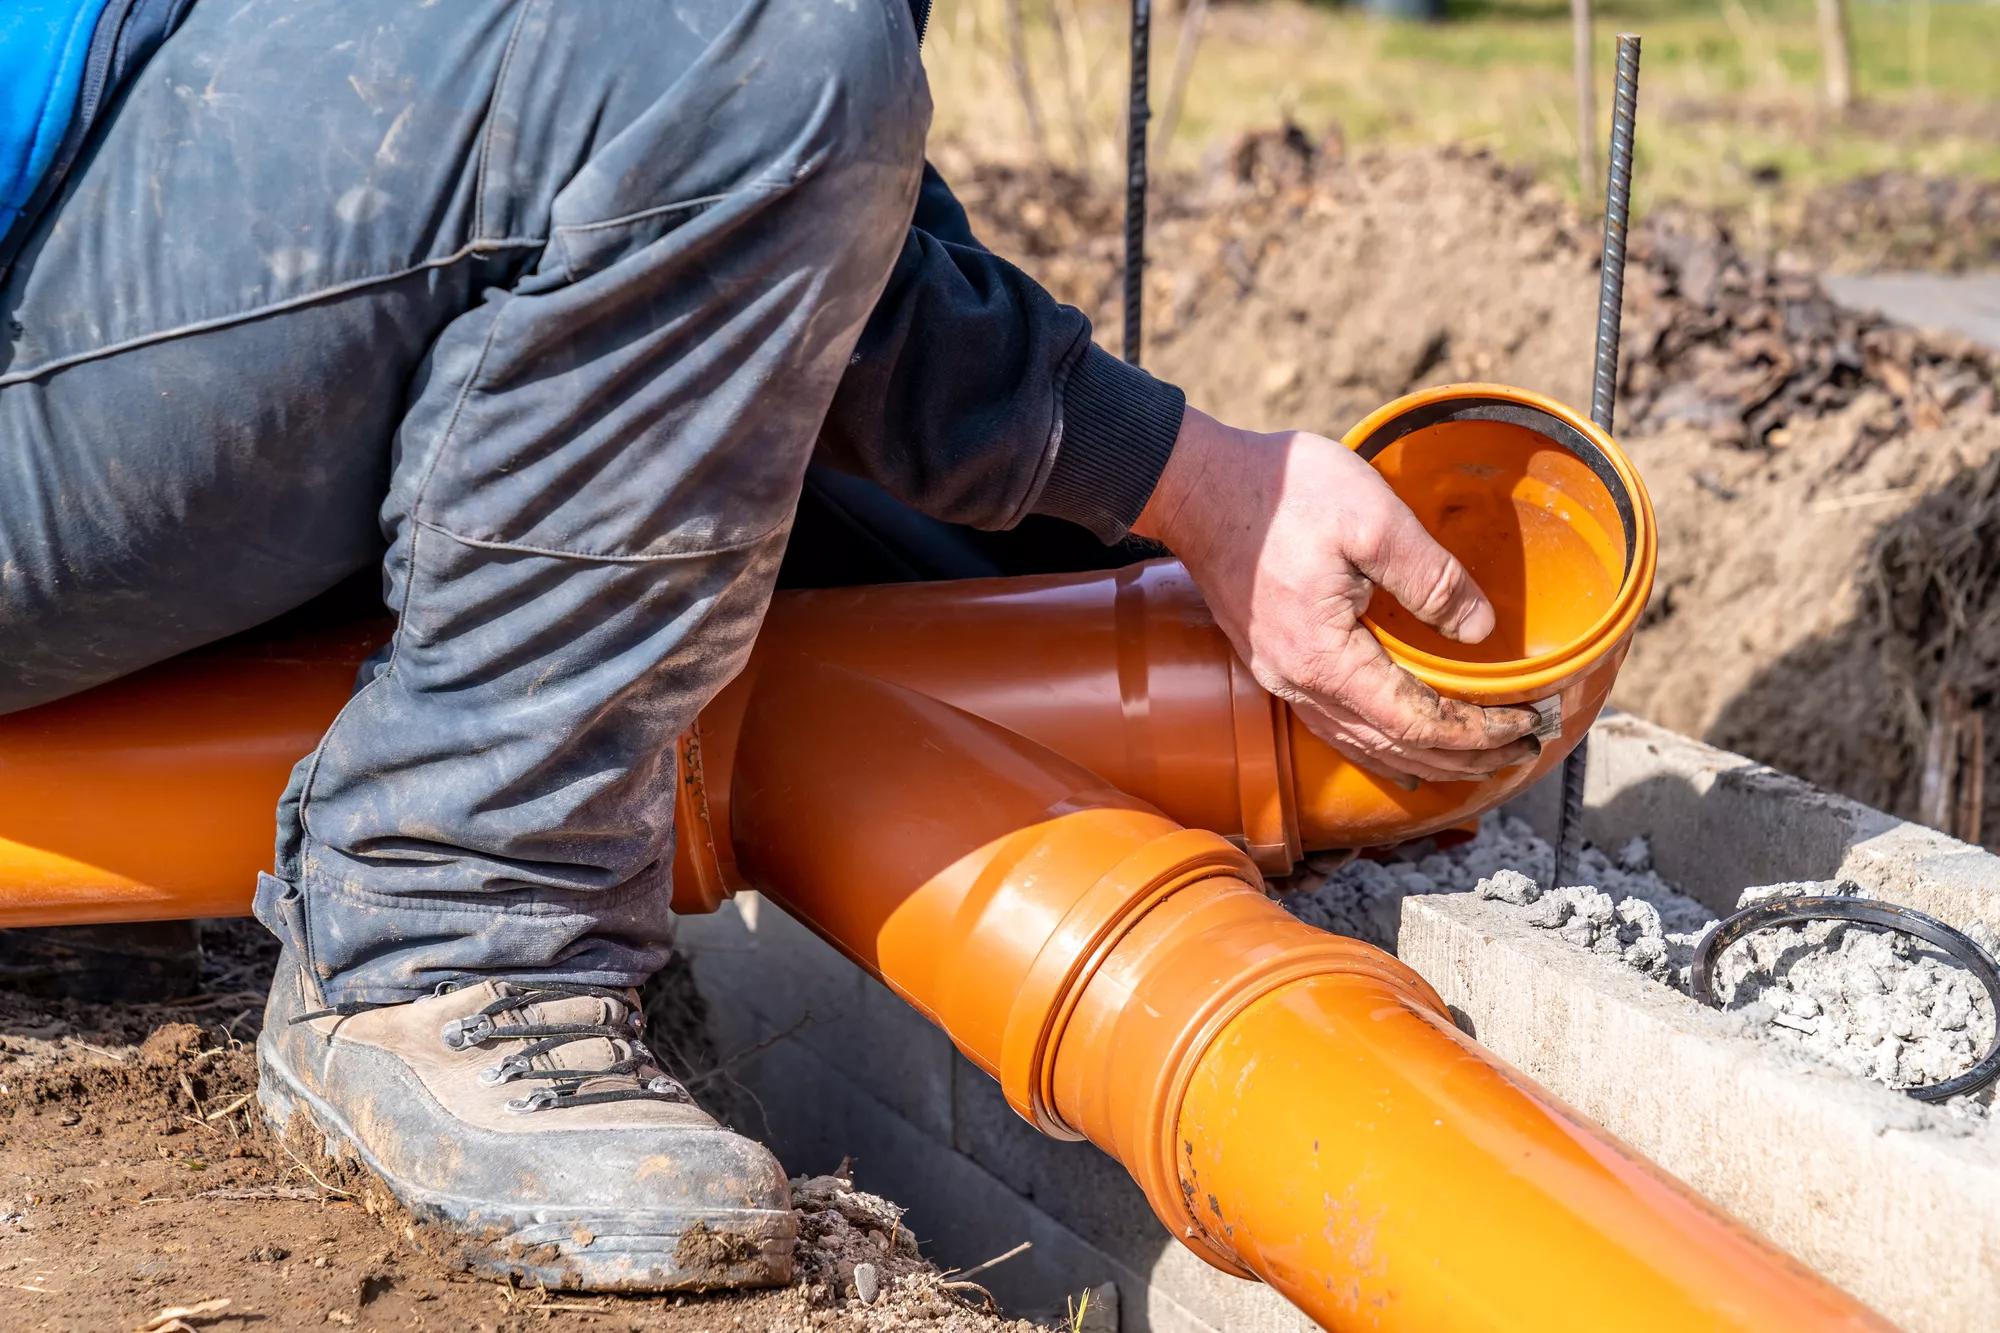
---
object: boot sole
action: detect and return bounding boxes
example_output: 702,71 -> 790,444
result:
256,1046 -> 796,1292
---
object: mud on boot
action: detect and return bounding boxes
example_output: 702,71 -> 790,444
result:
255,955 -> 794,1291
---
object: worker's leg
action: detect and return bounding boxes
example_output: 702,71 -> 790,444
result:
0,0 -> 925,999
0,5 -> 538,712
0,4 -> 547,1002
266,3 -> 924,1006
1,0 -> 926,1287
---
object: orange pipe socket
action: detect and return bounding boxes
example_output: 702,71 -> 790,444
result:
706,629 -> 1883,1330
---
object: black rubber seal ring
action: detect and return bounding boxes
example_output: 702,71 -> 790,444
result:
1690,895 -> 2000,1103
1349,396 -> 1639,575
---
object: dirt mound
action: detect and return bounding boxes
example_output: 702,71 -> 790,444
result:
958,142 -> 1601,429
956,144 -> 2000,845
0,941 -> 1030,1332
1622,213 -> 1997,451
1707,445 -> 2000,840
790,1176 -> 1035,1331
1793,172 -> 2000,274
961,141 -> 1998,447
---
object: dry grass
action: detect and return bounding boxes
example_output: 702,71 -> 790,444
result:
922,0 -> 2000,232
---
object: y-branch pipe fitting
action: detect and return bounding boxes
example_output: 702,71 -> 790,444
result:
673,383 -> 1657,905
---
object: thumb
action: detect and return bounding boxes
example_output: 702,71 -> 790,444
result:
1352,499 -> 1496,644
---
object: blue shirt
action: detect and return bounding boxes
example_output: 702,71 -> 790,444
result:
0,0 -> 112,241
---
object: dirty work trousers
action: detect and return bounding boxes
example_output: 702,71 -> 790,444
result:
0,0 -> 931,1002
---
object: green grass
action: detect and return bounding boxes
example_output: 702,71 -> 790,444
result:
1385,0 -> 1995,93
921,0 -> 2000,225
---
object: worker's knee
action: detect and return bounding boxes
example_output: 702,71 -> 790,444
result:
762,0 -> 933,189
529,0 -> 929,258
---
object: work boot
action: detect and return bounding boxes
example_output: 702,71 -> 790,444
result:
256,956 -> 793,1290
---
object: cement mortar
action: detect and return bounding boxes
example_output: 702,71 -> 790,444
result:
1283,815 -> 2000,1112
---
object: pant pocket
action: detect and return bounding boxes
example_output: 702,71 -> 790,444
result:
253,870 -> 313,972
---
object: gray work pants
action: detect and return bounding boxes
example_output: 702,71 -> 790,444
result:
0,0 -> 930,1003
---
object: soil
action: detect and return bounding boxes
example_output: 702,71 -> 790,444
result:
0,923 -> 1037,1333
952,140 -> 2000,847
1792,172 -> 2000,275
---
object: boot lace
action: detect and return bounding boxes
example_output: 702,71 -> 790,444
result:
296,982 -> 693,1114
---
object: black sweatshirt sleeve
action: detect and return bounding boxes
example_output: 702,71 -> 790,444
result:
815,163 -> 1186,543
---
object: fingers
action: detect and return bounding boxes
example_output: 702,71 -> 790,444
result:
1351,495 -> 1496,645
1337,645 -> 1541,752
1306,708 -> 1543,784
1402,734 -> 1544,775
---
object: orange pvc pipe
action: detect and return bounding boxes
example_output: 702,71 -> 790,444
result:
0,383 -> 1885,1325
1170,977 -> 1884,1329
0,625 -> 377,925
698,619 -> 1884,1330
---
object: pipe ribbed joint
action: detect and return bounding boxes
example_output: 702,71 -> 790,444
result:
998,829 -> 1262,1139
1223,655 -> 1303,873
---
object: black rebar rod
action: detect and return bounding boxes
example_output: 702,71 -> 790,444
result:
1552,32 -> 1640,894
1123,0 -> 1152,366
1589,34 -> 1640,436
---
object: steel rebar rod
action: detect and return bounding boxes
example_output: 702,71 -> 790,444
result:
1553,32 -> 1640,893
1123,0 -> 1152,365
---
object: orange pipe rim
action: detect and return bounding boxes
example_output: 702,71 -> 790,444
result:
1344,382 -> 1658,700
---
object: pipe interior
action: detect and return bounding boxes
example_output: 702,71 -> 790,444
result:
1356,401 -> 1634,666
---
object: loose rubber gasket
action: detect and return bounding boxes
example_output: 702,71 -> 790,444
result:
1690,895 -> 2000,1103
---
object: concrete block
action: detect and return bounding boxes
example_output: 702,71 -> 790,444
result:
1839,819 -> 2000,933
1514,713 -> 1879,911
1403,893 -> 2000,1331
1519,711 -> 1997,928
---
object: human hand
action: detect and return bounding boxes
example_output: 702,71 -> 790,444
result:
1133,406 -> 1542,784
